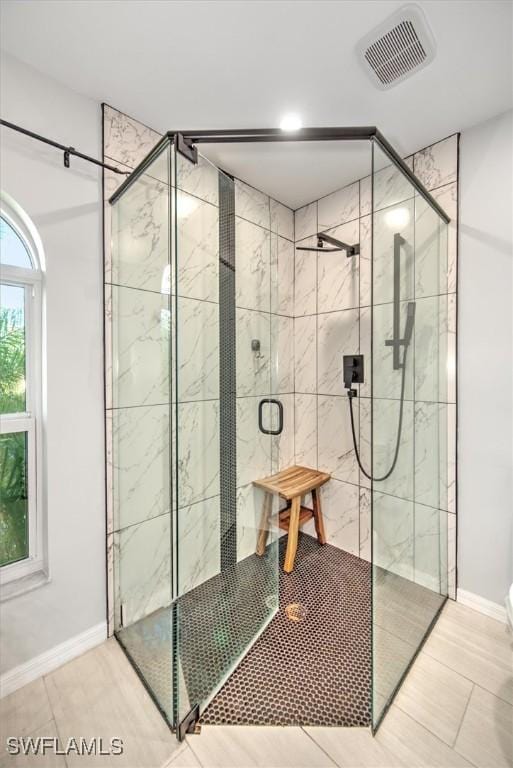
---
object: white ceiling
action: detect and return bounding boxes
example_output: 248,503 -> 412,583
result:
1,0 -> 512,207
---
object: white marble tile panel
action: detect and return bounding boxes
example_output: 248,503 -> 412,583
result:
177,400 -> 220,506
270,234 -> 294,316
294,239 -> 317,317
294,393 -> 317,468
317,394 -> 358,484
318,478 -> 360,555
271,315 -> 294,394
177,151 -> 219,206
104,105 -> 162,170
317,219 -> 359,312
372,197 -> 415,305
317,308 -> 359,396
318,181 -> 359,231
414,192 -> 447,300
104,160 -> 132,284
111,404 -> 170,532
447,511 -> 456,598
237,483 -> 267,562
359,487 -> 371,561
176,297 -> 219,401
235,179 -> 270,229
294,315 -> 317,393
176,192 -> 219,302
294,201 -> 317,241
177,496 -> 220,595
111,285 -> 170,408
415,401 -> 444,510
360,302 -> 414,401
414,135 -> 458,191
359,397 -> 414,502
372,155 -> 414,213
373,493 -> 414,580
447,403 -> 456,514
236,396 -> 272,487
115,514 -> 172,627
432,181 -> 457,293
360,175 -> 372,217
359,214 -> 371,307
235,217 -> 271,311
111,173 -> 169,293
272,393 -> 295,472
415,295 -> 446,403
414,503 -> 441,591
270,199 -> 294,241
236,308 -> 271,397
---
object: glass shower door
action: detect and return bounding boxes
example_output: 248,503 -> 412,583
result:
370,142 -> 449,728
173,148 -> 280,734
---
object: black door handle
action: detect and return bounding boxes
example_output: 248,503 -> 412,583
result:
258,399 -> 283,435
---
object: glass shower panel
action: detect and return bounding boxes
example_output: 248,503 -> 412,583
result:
110,143 -> 175,722
371,142 -> 448,728
173,149 -> 280,729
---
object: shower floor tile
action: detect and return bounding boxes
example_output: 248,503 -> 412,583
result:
202,533 -> 372,727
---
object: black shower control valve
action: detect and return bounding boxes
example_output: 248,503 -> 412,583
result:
343,354 -> 364,390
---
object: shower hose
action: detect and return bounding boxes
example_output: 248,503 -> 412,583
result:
347,343 -> 409,482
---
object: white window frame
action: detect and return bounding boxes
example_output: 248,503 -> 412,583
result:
0,195 -> 44,588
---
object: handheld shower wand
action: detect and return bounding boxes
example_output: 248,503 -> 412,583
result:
345,232 -> 415,482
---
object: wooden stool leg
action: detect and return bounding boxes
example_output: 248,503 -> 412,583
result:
256,492 -> 272,556
283,496 -> 301,573
312,488 -> 327,545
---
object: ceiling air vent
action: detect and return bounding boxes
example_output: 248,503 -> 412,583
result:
358,5 -> 436,89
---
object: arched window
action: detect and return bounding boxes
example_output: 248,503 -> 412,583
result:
0,193 -> 44,586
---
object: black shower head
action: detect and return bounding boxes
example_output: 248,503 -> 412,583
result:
296,233 -> 360,257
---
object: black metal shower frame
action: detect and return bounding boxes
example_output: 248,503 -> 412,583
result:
107,124 -> 452,736
108,126 -> 451,225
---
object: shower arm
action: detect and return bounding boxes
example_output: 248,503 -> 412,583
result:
296,233 -> 360,257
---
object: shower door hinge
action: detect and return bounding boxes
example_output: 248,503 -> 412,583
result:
177,704 -> 201,741
176,133 -> 198,165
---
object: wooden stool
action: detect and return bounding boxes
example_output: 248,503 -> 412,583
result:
253,466 -> 331,573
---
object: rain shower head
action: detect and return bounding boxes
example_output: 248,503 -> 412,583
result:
296,233 -> 360,257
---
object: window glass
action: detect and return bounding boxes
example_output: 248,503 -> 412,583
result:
0,431 -> 29,566
0,216 -> 33,269
0,283 -> 26,415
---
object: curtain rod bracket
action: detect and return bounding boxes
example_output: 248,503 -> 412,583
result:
64,147 -> 74,168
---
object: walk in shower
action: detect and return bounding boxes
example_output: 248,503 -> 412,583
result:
106,127 -> 449,737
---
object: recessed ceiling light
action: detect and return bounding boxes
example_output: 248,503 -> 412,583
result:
279,113 -> 303,132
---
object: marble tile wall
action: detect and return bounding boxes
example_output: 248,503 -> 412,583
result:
103,107 -> 227,633
234,179 -> 295,563
103,104 -> 458,641
293,134 -> 458,598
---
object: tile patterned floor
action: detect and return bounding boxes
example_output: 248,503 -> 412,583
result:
1,596 -> 512,766
202,534 -> 372,727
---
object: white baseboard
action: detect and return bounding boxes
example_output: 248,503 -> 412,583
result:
0,621 -> 107,698
457,588 -> 508,624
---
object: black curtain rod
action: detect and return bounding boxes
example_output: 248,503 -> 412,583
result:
0,118 -> 130,176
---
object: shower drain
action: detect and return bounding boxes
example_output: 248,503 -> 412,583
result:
285,602 -> 307,623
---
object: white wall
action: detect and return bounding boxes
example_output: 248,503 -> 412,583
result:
459,109 -> 513,606
0,52 -> 106,673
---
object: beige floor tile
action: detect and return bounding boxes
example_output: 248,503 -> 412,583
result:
304,726 -> 401,767
0,677 -> 53,741
0,719 -> 66,768
423,601 -> 513,704
376,706 -> 473,767
455,685 -> 513,768
394,652 -> 473,746
187,725 -> 336,767
162,743 -> 201,767
44,638 -> 180,768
